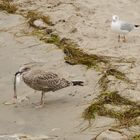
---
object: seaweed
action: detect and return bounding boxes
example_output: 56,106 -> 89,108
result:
59,38 -> 111,71
98,75 -> 109,91
101,91 -> 137,106
106,68 -> 131,83
83,91 -> 140,128
41,34 -> 61,45
0,0 -> 17,13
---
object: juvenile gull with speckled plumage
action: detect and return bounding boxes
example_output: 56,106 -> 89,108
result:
14,66 -> 84,107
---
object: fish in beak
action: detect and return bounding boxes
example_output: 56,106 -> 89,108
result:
14,71 -> 21,99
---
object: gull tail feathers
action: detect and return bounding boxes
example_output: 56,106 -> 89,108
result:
72,81 -> 84,86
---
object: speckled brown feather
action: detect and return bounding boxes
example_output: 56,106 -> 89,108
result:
22,69 -> 71,92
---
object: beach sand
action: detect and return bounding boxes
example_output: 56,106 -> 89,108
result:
0,0 -> 140,139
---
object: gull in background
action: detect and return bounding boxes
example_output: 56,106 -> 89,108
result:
111,15 -> 140,42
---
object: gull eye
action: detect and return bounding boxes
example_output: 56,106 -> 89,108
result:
24,67 -> 30,71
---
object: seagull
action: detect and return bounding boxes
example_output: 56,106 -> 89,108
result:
14,66 -> 84,107
111,15 -> 140,42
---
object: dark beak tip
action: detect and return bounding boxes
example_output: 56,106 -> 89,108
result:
15,71 -> 21,76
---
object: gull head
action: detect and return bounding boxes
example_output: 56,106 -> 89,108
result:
112,15 -> 119,22
13,66 -> 31,99
15,66 -> 31,77
19,66 -> 31,73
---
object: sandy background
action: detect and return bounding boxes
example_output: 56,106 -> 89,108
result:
0,0 -> 140,139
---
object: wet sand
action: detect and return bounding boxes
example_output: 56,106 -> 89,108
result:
0,0 -> 140,139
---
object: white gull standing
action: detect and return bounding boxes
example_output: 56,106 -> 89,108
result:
111,15 -> 140,42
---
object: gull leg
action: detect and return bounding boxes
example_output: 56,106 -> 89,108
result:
33,91 -> 45,108
40,91 -> 45,105
123,35 -> 126,42
118,35 -> 120,42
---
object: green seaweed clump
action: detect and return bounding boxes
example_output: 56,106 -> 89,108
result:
106,68 -> 131,83
0,0 -> 17,13
98,75 -> 109,91
40,36 -> 110,70
83,91 -> 140,128
99,91 -> 137,106
98,68 -> 133,92
59,38 -> 109,69
41,34 -> 61,45
118,108 -> 140,127
83,102 -> 102,120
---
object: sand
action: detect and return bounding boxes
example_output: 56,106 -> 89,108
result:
0,0 -> 140,139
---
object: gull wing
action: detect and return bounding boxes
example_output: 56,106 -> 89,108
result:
33,72 -> 70,91
120,21 -> 134,32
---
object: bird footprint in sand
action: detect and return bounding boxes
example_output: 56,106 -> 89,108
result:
3,96 -> 30,105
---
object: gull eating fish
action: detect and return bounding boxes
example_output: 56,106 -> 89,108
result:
13,66 -> 84,108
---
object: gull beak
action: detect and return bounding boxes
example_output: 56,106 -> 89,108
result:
15,71 -> 21,76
